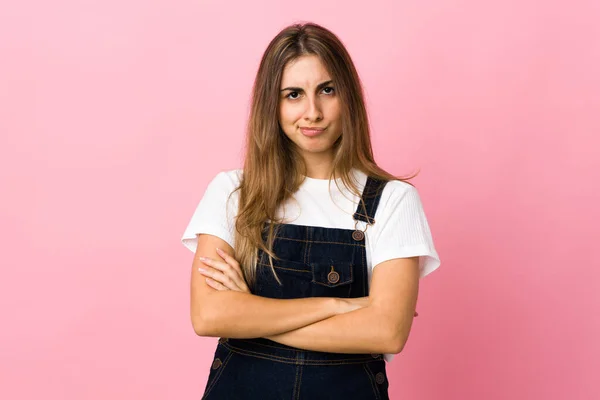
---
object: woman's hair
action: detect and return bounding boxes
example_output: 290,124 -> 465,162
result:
231,22 -> 418,286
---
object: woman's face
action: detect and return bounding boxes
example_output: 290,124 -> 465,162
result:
278,55 -> 342,162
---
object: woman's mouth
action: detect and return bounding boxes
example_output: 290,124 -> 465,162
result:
300,127 -> 326,137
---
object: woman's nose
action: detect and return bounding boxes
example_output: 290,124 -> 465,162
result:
304,97 -> 323,121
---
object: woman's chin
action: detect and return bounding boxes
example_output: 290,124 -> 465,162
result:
297,143 -> 336,155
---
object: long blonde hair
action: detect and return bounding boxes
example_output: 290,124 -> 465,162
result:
231,22 -> 418,287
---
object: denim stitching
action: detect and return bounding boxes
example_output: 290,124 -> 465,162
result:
202,349 -> 234,399
353,177 -> 387,224
361,246 -> 367,296
256,261 -> 310,270
222,342 -> 374,365
294,361 -> 303,400
362,363 -> 381,400
304,227 -> 310,265
311,262 -> 353,287
292,352 -> 303,399
275,237 -> 366,247
307,227 -> 313,265
273,266 -> 312,273
311,279 -> 353,288
368,180 -> 387,223
353,177 -> 375,223
367,184 -> 378,222
292,362 -> 300,398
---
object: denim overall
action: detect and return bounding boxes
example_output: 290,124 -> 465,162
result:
202,176 -> 390,400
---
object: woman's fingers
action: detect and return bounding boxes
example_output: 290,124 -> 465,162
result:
205,277 -> 228,291
201,256 -> 248,292
215,249 -> 247,278
197,253 -> 249,293
215,248 -> 251,293
198,265 -> 238,290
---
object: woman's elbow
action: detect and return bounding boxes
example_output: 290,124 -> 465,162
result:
192,318 -> 206,337
386,336 -> 407,354
191,314 -> 207,336
191,307 -> 217,337
382,328 -> 410,354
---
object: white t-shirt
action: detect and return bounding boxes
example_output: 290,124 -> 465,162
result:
181,168 -> 441,362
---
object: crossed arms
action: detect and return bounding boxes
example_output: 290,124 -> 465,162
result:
190,234 -> 420,355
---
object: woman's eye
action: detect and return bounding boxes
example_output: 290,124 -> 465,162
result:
285,87 -> 334,99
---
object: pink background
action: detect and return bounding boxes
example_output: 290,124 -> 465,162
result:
1,0 -> 598,399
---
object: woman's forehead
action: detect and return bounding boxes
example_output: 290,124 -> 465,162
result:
281,55 -> 332,87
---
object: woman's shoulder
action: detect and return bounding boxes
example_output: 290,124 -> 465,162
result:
383,178 -> 416,192
379,178 -> 421,204
198,169 -> 243,204
209,168 -> 243,189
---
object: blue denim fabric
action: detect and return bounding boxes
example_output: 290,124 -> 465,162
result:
202,177 -> 391,400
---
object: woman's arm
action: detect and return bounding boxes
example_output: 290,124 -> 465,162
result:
266,304 -> 393,354
265,257 -> 420,354
190,234 -> 355,338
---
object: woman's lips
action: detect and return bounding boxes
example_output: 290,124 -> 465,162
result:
300,127 -> 326,137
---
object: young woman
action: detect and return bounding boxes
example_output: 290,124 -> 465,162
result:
181,22 -> 441,399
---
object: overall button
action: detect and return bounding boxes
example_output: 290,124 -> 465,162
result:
352,230 -> 364,241
327,266 -> 340,284
311,262 -> 353,288
212,358 -> 222,370
371,353 -> 380,359
375,372 -> 385,385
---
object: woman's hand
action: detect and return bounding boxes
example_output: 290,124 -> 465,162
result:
197,248 -> 251,293
339,297 -> 370,313
340,297 -> 419,317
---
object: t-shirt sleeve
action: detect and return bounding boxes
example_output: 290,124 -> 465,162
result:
370,183 -> 441,279
180,171 -> 240,254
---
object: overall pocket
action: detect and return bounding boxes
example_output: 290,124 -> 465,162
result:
254,258 -> 313,299
310,261 -> 354,298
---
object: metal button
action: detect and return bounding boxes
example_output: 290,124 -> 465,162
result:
211,358 -> 222,369
375,372 -> 385,384
327,267 -> 340,284
371,353 -> 380,359
352,230 -> 364,241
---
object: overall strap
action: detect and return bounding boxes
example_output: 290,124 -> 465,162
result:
353,176 -> 388,225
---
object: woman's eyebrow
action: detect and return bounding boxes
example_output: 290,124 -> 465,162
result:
280,80 -> 334,92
